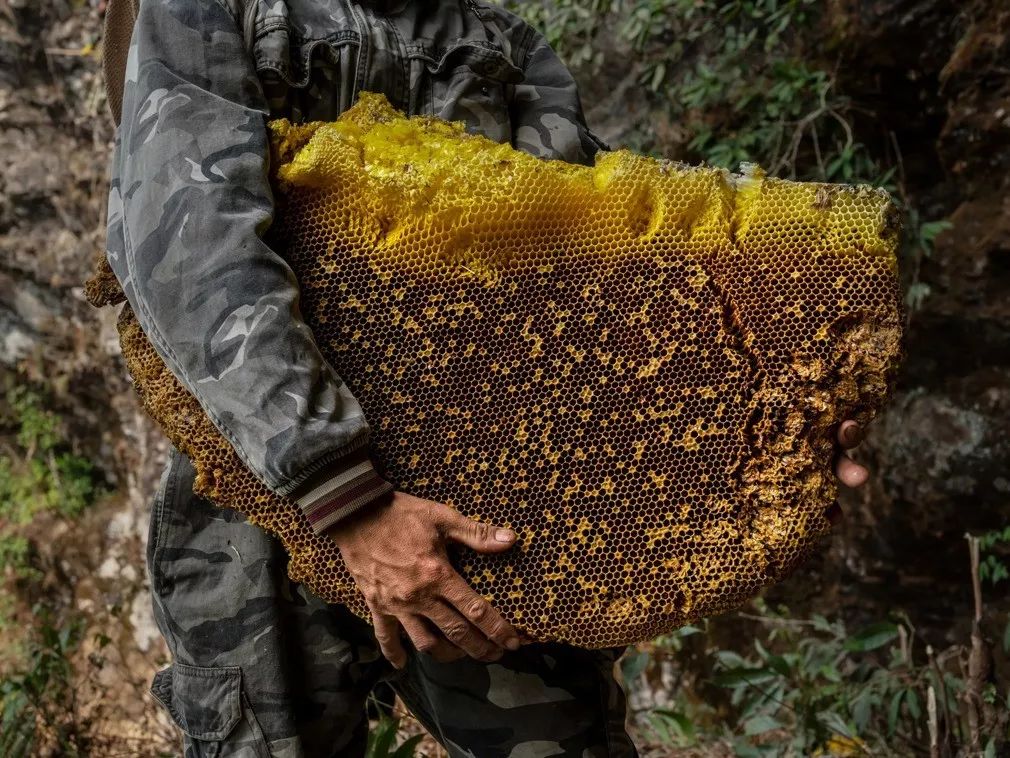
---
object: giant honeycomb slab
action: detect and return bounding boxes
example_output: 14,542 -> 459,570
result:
93,93 -> 902,648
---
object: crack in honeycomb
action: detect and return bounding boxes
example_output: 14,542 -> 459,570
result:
93,93 -> 903,647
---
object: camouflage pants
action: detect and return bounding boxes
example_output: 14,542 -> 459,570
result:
148,449 -> 637,757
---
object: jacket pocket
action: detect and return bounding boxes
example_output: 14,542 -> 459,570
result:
255,29 -> 360,121
152,663 -> 269,757
414,41 -> 523,144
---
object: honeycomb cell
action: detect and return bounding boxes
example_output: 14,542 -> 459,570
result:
96,93 -> 902,649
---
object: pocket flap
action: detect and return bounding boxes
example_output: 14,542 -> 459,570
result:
420,41 -> 524,83
151,663 -> 243,742
254,29 -> 358,89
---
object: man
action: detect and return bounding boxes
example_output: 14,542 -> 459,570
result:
105,0 -> 870,755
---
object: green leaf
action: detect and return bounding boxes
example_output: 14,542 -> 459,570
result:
905,689 -> 922,720
647,711 -> 674,744
819,663 -> 842,683
852,690 -> 877,731
713,666 -> 778,687
812,614 -> 833,633
649,62 -> 666,92
844,622 -> 899,652
654,708 -> 696,741
730,737 -> 766,758
766,655 -> 792,677
822,711 -> 856,740
367,716 -> 399,758
917,220 -> 953,251
620,648 -> 650,685
887,690 -> 905,736
743,714 -> 781,736
391,734 -> 424,758
714,649 -> 746,668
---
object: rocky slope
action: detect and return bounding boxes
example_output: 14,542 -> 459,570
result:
1,0 -> 172,749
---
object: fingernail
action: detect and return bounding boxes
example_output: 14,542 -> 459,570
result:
505,636 -> 521,651
495,528 -> 515,543
844,425 -> 862,446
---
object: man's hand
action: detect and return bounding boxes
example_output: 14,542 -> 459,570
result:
834,419 -> 869,488
327,491 -> 521,669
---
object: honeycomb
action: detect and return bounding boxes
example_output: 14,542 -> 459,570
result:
95,93 -> 902,648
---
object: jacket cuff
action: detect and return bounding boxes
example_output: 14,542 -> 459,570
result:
291,447 -> 394,534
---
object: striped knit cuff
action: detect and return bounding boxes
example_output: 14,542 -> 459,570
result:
291,448 -> 394,534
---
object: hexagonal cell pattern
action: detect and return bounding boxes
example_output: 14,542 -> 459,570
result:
110,93 -> 903,648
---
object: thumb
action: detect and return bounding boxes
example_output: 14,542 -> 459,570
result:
441,508 -> 516,554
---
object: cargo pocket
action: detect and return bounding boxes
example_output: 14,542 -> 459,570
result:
146,454 -> 172,575
152,663 -> 270,758
148,448 -> 187,598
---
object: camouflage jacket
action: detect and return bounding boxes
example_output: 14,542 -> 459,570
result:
106,0 -> 606,533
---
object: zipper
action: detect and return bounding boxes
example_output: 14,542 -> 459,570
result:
347,0 -> 368,102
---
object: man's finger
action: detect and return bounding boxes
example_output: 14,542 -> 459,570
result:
370,606 -> 407,669
424,601 -> 503,662
442,575 -> 521,651
835,453 -> 869,488
837,420 -> 863,449
400,616 -> 467,663
441,508 -> 516,554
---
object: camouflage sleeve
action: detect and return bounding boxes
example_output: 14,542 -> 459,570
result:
107,0 -> 391,530
510,29 -> 609,166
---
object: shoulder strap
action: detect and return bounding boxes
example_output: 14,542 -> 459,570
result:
102,0 -> 139,127
101,0 -> 255,128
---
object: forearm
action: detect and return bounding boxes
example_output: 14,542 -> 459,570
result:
108,0 -> 387,523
